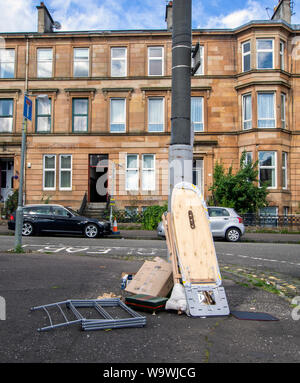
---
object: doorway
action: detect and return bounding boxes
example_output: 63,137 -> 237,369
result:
89,154 -> 108,203
0,158 -> 14,202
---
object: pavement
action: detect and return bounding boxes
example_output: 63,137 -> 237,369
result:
1,221 -> 300,243
0,250 -> 299,364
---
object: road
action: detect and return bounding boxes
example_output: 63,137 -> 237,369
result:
0,249 -> 299,363
0,234 -> 299,280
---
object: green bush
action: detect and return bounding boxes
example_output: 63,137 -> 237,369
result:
142,204 -> 167,230
5,189 -> 19,215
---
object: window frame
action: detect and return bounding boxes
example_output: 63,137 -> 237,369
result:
125,154 -> 139,192
148,97 -> 164,133
148,46 -> 164,76
0,98 -> 14,133
192,45 -> 204,75
73,47 -> 90,77
242,40 -> 251,72
72,98 -> 89,133
43,154 -> 56,191
242,93 -> 252,130
281,93 -> 286,129
191,96 -> 204,132
256,39 -> 274,70
35,97 -> 52,133
280,40 -> 285,71
0,48 -> 15,79
257,92 -> 276,129
111,47 -> 127,77
110,98 -> 126,133
59,154 -> 72,191
142,154 -> 155,191
37,48 -> 53,78
282,152 -> 288,190
258,151 -> 277,189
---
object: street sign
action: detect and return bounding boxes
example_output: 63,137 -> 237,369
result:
191,42 -> 201,76
23,96 -> 32,121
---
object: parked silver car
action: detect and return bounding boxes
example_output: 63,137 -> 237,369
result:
157,206 -> 245,242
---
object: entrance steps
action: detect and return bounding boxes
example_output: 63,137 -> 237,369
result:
83,203 -> 107,219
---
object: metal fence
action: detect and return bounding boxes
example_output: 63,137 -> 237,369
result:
241,214 -> 300,228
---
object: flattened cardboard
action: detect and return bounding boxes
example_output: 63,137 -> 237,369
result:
125,257 -> 173,297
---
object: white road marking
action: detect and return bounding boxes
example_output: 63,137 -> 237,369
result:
219,252 -> 300,267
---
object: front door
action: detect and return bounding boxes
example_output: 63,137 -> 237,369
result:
0,158 -> 14,202
89,154 -> 108,203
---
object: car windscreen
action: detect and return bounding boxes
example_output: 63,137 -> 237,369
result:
65,207 -> 80,216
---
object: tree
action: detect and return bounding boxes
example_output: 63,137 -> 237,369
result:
208,152 -> 269,214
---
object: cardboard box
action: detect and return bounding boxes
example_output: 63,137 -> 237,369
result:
125,257 -> 173,297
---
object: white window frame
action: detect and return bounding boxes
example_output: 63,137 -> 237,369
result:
245,151 -> 253,165
242,41 -> 251,72
111,47 -> 127,77
281,93 -> 286,129
43,154 -> 56,191
148,47 -> 164,76
36,96 -> 52,133
59,154 -> 72,191
110,98 -> 126,133
282,152 -> 288,190
73,47 -> 89,77
192,45 -> 204,75
142,154 -> 155,191
280,41 -> 285,71
126,154 -> 139,191
257,92 -> 276,129
37,48 -> 53,78
191,96 -> 204,132
242,93 -> 252,130
0,98 -> 13,133
192,158 -> 204,196
256,39 -> 274,69
258,151 -> 277,189
0,49 -> 15,78
148,97 -> 164,132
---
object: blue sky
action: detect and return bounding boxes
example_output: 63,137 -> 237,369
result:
0,0 -> 300,32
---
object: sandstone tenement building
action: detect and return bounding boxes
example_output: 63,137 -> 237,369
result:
0,1 -> 299,217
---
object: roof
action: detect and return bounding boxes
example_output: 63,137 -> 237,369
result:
0,18 -> 299,38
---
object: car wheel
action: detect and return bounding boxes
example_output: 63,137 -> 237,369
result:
225,227 -> 241,242
84,223 -> 99,238
22,222 -> 34,236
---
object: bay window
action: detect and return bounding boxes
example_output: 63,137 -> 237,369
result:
257,39 -> 274,69
242,94 -> 252,130
259,151 -> 277,188
257,93 -> 275,128
242,41 -> 251,72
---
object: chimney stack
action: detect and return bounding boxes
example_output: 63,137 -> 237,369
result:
37,2 -> 54,33
165,1 -> 173,31
271,0 -> 292,24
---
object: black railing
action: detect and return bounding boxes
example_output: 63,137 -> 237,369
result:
241,214 -> 300,228
78,192 -> 87,216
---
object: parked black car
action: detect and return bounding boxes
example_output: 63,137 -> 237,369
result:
8,204 -> 112,238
